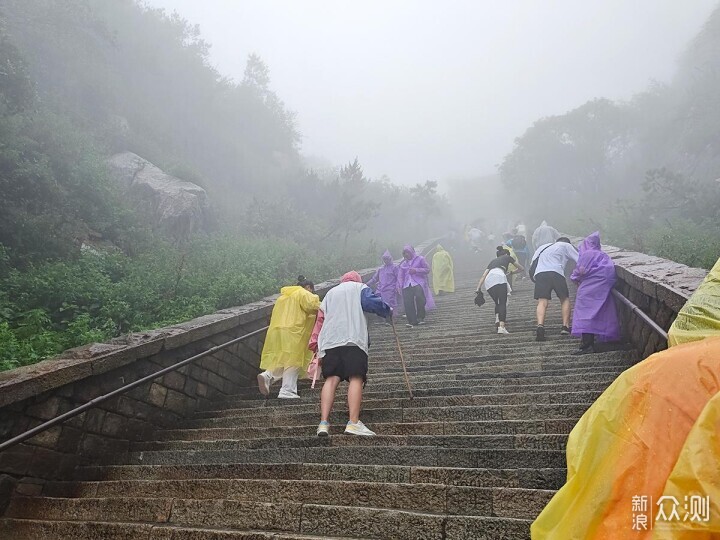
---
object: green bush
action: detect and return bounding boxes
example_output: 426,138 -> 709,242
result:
0,234 -> 380,371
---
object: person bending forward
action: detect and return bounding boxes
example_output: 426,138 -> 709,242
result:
310,271 -> 391,437
258,277 -> 320,399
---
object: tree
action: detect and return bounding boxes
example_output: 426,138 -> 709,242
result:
326,158 -> 380,248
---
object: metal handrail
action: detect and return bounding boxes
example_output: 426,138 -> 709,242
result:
0,325 -> 269,453
611,289 -> 669,341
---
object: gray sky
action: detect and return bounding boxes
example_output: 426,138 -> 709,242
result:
147,0 -> 717,185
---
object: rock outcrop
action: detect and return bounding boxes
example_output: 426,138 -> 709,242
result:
106,152 -> 208,240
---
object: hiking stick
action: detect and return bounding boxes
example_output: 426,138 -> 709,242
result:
390,317 -> 414,400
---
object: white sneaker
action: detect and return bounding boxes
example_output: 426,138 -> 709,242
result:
344,421 -> 376,437
257,372 -> 272,396
497,326 -> 510,335
316,421 -> 330,437
278,389 -> 301,399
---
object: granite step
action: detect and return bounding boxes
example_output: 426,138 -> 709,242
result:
156,418 -> 578,442
114,446 -> 567,468
40,478 -> 555,519
73,462 -> 568,490
183,402 -> 593,429
3,498 -> 534,539
129,433 -> 569,453
0,519 -> 367,540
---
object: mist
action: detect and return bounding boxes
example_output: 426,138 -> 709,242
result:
148,0 -> 715,185
1,0 -> 720,372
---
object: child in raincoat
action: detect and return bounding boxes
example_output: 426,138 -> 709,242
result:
257,276 -> 320,399
431,244 -> 455,295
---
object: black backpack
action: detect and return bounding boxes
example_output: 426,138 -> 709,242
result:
529,242 -> 555,282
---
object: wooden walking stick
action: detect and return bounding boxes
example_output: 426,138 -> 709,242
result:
390,317 -> 414,400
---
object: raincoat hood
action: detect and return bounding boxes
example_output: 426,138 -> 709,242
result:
280,285 -> 304,296
382,250 -> 394,266
577,231 -> 601,256
436,244 -> 445,252
341,271 -> 362,283
402,245 -> 416,260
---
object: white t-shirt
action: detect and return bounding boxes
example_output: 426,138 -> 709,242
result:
484,268 -> 510,291
317,281 -> 369,357
532,242 -> 579,276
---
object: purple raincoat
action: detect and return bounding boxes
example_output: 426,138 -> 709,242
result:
397,245 -> 436,311
570,232 -> 621,341
367,250 -> 400,310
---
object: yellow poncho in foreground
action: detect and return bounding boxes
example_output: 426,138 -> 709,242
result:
431,245 -> 455,294
531,336 -> 720,539
668,256 -> 720,346
259,285 -> 320,371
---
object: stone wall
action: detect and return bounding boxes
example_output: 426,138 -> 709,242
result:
0,240 -> 440,485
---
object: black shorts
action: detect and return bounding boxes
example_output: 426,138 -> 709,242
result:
321,346 -> 369,383
534,271 -> 570,301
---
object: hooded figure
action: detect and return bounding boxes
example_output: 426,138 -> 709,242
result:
397,245 -> 435,327
258,281 -> 320,398
431,245 -> 455,294
532,220 -> 561,252
367,251 -> 399,310
570,232 -> 621,352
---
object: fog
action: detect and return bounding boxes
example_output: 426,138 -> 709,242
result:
148,0 -> 715,185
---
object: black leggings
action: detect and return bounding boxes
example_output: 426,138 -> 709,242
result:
488,283 -> 508,323
402,285 -> 426,325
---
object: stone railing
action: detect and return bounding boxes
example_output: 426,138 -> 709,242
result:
0,240 -> 441,489
569,238 -> 707,358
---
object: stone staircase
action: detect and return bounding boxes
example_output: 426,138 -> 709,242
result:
0,262 -> 637,539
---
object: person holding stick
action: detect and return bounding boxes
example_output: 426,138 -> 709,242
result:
309,271 -> 391,437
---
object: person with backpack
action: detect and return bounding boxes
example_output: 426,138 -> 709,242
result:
475,246 -> 524,334
530,237 -> 579,341
309,271 -> 391,437
257,276 -> 320,399
508,234 -> 530,278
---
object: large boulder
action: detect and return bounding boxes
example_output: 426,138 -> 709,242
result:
107,152 -> 208,240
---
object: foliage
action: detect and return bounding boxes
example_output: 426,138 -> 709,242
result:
0,236 -> 380,371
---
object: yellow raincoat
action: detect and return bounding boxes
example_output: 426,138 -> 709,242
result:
259,286 -> 320,371
531,336 -> 720,539
668,256 -> 720,346
432,245 -> 455,294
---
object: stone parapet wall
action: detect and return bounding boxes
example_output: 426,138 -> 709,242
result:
570,237 -> 707,358
0,240 -> 441,483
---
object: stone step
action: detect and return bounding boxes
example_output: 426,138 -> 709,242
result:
363,356 -> 633,379
74,462 -> 567,490
201,379 -> 617,410
130,433 -> 568,453
40,478 -> 554,519
3,498 -> 533,539
115,445 -> 567,469
184,402 -> 592,429
190,390 -> 601,420
226,369 -> 624,402
0,519 -> 372,540
157,418 -> 578,442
